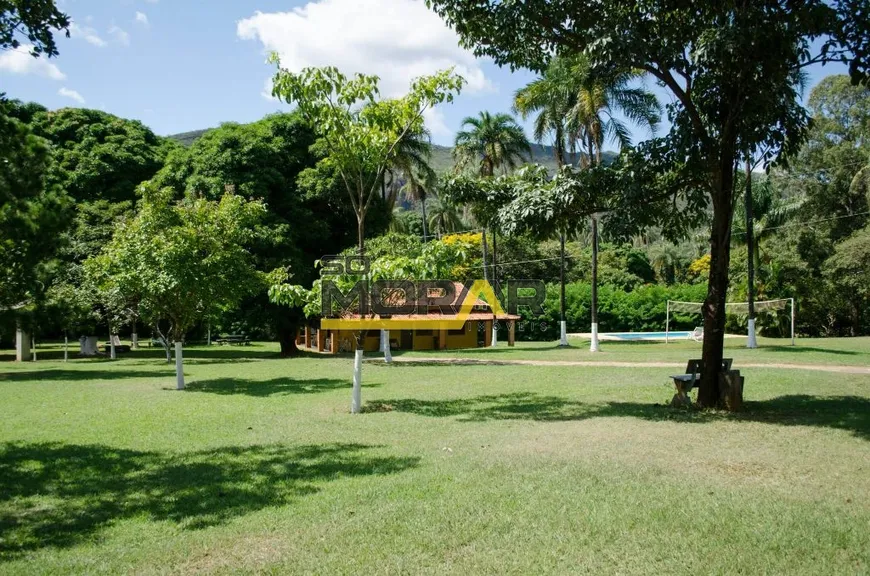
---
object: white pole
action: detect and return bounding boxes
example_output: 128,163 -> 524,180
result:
747,318 -> 758,349
381,329 -> 392,363
665,301 -> 670,344
590,323 -> 599,352
351,348 -> 363,413
175,341 -> 185,390
31,335 -> 36,362
64,333 -> 68,362
790,298 -> 795,346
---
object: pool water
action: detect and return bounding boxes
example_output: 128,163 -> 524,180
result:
606,331 -> 690,340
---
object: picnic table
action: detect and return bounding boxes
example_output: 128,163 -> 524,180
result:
214,334 -> 251,346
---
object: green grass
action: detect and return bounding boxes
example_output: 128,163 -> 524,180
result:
398,335 -> 870,367
0,341 -> 868,574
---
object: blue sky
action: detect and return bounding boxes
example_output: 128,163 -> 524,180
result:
0,0 -> 849,147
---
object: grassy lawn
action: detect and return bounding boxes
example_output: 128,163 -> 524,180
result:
398,335 -> 870,367
0,341 -> 868,574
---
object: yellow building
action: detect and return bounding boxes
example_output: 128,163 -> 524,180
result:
296,283 -> 520,353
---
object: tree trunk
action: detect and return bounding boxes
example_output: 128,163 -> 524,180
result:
481,229 -> 490,283
745,157 -> 757,349
492,229 -> 498,294
560,231 -> 568,346
278,318 -> 299,357
175,341 -> 185,390
590,216 -> 600,352
421,193 -> 428,242
357,212 -> 366,256
698,158 -> 737,408
351,347 -> 364,413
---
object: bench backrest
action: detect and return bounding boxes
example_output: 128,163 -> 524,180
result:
685,358 -> 733,375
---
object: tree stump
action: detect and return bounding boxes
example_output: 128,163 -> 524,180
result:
719,370 -> 744,411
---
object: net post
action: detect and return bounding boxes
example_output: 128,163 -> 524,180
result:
790,298 -> 795,346
665,301 -> 670,344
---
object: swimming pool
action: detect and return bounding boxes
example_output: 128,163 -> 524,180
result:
605,331 -> 690,340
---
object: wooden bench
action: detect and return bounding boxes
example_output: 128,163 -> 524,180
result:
670,358 -> 733,406
214,334 -> 251,346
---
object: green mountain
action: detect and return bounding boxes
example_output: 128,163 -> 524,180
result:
168,130 -> 616,173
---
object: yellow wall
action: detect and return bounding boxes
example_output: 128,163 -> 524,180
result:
413,333 -> 435,350
332,330 -> 380,352
446,322 -> 477,350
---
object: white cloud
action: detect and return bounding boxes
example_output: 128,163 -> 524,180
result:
0,45 -> 65,80
58,87 -> 86,104
423,106 -> 451,138
69,21 -> 107,47
135,12 -> 149,26
109,25 -> 130,46
237,0 -> 491,99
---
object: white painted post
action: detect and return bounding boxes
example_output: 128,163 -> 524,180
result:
560,320 -> 568,347
381,329 -> 392,363
590,323 -> 599,352
747,318 -> 758,349
15,329 -> 31,362
351,348 -> 363,413
790,298 -> 795,346
665,301 -> 670,344
175,341 -> 185,390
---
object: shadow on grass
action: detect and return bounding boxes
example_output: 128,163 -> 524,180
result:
184,376 -> 375,397
0,442 -> 418,559
762,345 -> 860,356
0,369 -> 175,382
364,393 -> 870,440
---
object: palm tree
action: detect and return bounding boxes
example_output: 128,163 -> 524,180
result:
512,55 -> 660,351
453,111 -> 531,316
514,58 -> 575,344
400,166 -> 437,241
383,126 -> 436,211
427,197 -> 465,237
453,111 -> 531,177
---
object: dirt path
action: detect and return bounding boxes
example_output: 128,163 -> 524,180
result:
384,357 -> 870,375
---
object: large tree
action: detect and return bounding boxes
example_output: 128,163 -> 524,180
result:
94,184 -> 264,387
153,113 -> 366,355
0,99 -> 68,312
269,62 -> 463,256
427,0 -> 870,407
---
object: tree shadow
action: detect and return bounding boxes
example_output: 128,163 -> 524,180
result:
184,376 -> 376,397
364,393 -> 870,440
0,442 -> 418,559
762,345 -> 860,356
0,369 -> 176,382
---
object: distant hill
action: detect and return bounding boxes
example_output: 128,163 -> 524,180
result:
168,128 -> 616,172
167,129 -> 211,146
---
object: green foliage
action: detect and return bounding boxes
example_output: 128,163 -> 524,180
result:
28,107 -> 176,204
453,111 -> 531,176
0,0 -> 69,56
0,99 -> 69,310
93,185 -> 266,345
824,225 -> 870,334
269,62 -> 464,251
519,282 -> 708,340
